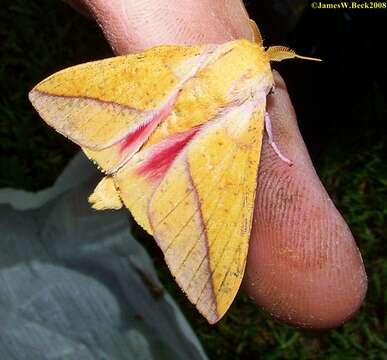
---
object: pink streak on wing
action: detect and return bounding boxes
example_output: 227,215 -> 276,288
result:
119,92 -> 178,158
136,127 -> 200,182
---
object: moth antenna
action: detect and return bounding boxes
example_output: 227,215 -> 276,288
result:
249,19 -> 263,45
266,46 -> 322,62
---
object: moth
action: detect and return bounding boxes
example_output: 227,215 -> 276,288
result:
29,20 -> 320,324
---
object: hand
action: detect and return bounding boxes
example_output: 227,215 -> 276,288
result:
71,0 -> 367,329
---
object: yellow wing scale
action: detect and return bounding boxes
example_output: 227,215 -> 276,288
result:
29,45 -> 207,172
187,106 -> 264,318
32,45 -> 204,110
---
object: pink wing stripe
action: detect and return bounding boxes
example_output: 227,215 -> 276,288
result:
118,91 -> 179,160
136,127 -> 200,182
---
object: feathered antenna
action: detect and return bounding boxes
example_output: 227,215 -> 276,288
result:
266,46 -> 322,62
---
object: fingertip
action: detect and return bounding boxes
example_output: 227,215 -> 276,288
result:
244,234 -> 368,329
244,66 -> 367,329
244,112 -> 367,329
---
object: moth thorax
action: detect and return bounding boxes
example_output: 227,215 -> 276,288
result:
229,73 -> 271,105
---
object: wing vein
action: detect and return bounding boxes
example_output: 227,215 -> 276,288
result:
213,152 -> 252,294
173,147 -> 238,277
193,152 -> 250,304
163,146 -> 238,252
152,143 -> 237,229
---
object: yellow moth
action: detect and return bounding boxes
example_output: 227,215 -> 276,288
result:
29,20 -> 320,324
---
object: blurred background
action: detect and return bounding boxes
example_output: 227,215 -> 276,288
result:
1,0 -> 386,358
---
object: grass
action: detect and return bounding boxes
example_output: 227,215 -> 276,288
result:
1,1 -> 386,359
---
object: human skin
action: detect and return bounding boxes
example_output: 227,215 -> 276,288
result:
69,0 -> 367,329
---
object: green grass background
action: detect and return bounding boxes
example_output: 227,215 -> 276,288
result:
1,1 -> 386,359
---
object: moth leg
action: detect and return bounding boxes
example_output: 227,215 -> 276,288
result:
264,112 -> 293,166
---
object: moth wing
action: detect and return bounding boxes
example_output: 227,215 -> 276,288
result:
89,176 -> 122,210
117,100 -> 264,323
29,45 -> 208,172
112,128 -> 200,235
151,103 -> 264,323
